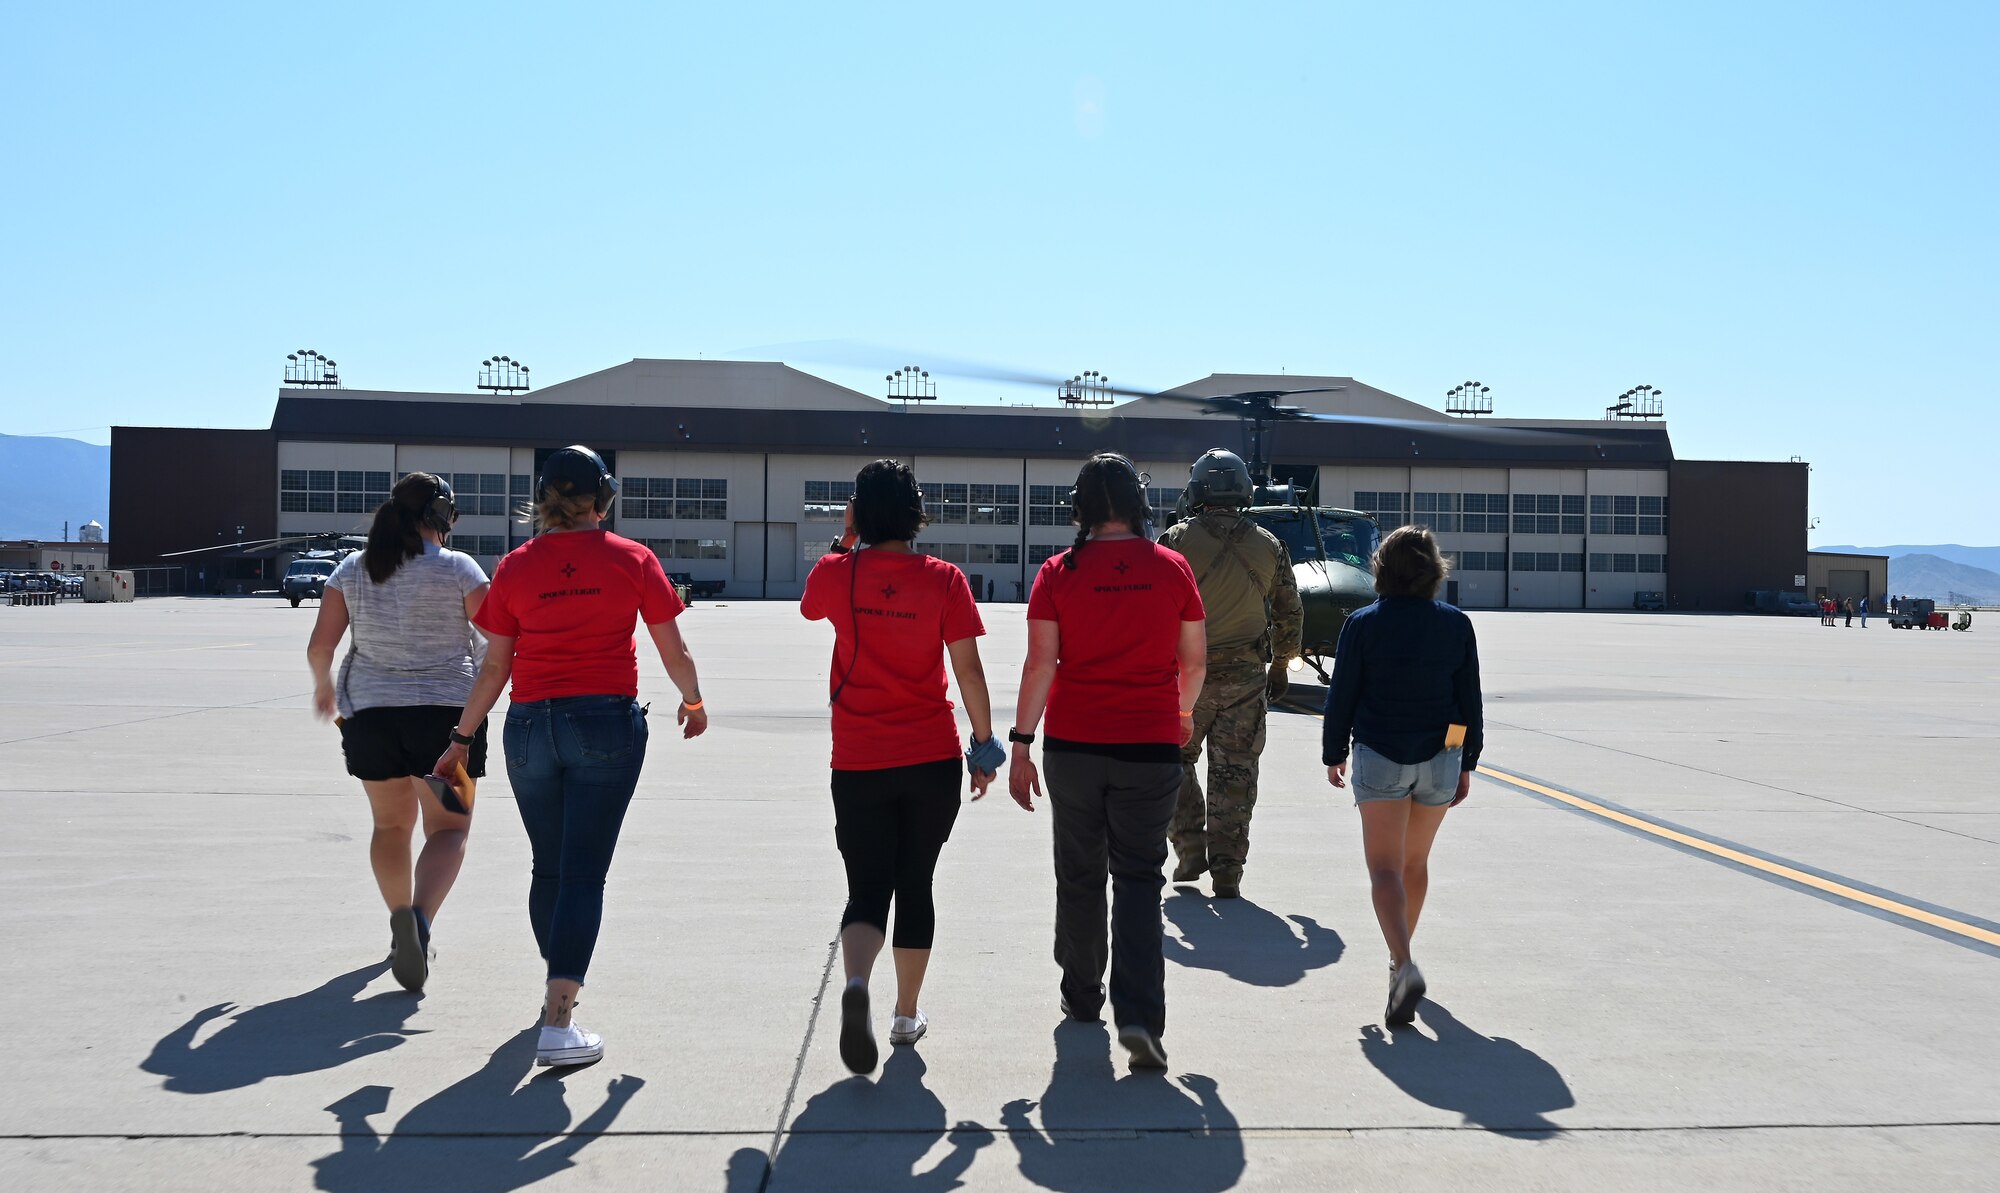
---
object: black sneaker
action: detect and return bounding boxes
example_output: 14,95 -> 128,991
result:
1118,1025 -> 1169,1070
389,907 -> 430,992
1059,993 -> 1104,1023
839,980 -> 878,1075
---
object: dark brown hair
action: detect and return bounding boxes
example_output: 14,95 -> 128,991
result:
363,472 -> 450,583
1372,524 -> 1448,599
852,459 -> 927,545
1063,453 -> 1152,568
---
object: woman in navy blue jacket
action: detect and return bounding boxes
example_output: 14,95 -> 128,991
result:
1322,526 -> 1483,1025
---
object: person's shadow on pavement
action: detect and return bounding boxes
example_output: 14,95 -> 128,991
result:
998,1021 -> 1243,1193
1163,890 -> 1343,987
725,1048 -> 993,1192
141,962 -> 423,1094
311,1027 -> 642,1192
1359,999 -> 1573,1138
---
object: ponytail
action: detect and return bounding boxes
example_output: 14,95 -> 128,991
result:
363,472 -> 449,583
1062,453 -> 1152,569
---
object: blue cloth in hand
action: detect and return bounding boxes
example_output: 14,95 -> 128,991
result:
965,733 -> 1006,778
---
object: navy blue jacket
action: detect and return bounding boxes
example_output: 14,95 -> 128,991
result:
1321,596 -> 1483,772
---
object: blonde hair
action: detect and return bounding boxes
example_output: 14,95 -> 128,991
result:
520,492 -> 601,534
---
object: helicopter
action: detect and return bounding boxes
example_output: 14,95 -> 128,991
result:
162,531 -> 365,604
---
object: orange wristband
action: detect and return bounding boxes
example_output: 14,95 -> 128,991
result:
681,699 -> 704,711
1179,709 -> 1194,717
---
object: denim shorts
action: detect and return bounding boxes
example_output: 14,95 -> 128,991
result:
1351,742 -> 1460,807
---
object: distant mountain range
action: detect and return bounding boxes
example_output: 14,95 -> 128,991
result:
1,433 -> 109,541
1818,544 -> 2000,573
1884,554 -> 2000,605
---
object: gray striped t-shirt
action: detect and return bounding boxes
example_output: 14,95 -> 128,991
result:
326,544 -> 490,717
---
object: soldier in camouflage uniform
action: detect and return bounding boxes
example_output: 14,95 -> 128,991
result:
1157,449 -> 1303,898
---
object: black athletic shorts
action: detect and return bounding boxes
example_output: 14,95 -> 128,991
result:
339,705 -> 489,782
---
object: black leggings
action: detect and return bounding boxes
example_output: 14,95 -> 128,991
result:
831,758 -> 962,949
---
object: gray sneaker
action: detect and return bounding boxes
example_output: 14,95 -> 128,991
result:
1118,1025 -> 1169,1070
389,907 -> 431,992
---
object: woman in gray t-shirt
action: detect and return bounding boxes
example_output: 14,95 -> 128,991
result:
305,473 -> 490,992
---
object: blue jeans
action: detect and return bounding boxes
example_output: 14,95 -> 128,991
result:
503,695 -> 649,983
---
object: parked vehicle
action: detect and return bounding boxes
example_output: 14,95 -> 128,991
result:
665,571 -> 726,601
1632,590 -> 1665,611
281,558 -> 339,607
1888,598 -> 1938,629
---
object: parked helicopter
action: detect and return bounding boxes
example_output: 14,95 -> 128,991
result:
162,531 -> 364,603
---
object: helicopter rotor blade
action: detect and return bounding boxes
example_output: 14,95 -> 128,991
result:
159,531 -> 366,558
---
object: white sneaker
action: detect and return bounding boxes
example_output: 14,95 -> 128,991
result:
536,1022 -> 604,1067
889,1009 -> 928,1046
1386,960 -> 1427,1025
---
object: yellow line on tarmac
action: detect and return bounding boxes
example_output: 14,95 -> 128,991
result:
1284,698 -> 2000,949
1473,765 -> 2000,949
0,641 -> 258,668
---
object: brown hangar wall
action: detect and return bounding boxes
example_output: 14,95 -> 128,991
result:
1666,459 -> 1808,611
110,427 -> 278,575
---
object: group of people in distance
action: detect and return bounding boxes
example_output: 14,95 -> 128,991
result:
306,443 -> 1484,1075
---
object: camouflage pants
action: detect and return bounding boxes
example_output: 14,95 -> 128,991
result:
1173,661 -> 1268,880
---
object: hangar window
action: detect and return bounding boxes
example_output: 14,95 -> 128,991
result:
1029,485 -> 1069,526
972,483 -> 1022,526
464,535 -> 506,556
1614,515 -> 1637,535
927,543 -> 1021,566
620,478 -> 727,521
1460,551 -> 1501,571
640,538 -> 728,560
1638,554 -> 1665,573
1639,516 -> 1664,535
1413,492 -> 1458,533
1354,491 -> 1409,528
1029,543 -> 1062,565
926,483 -> 971,524
282,468 -> 387,516
1562,553 -> 1585,573
1146,487 -> 1184,528
803,480 -> 854,522
1614,554 -> 1637,573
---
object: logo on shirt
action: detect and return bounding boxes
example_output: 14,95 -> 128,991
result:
881,584 -> 898,600
560,563 -> 577,579
1113,561 -> 1130,575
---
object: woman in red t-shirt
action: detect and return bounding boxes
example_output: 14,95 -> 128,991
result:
432,445 -> 708,1070
802,459 -> 998,1075
1008,453 -> 1207,1071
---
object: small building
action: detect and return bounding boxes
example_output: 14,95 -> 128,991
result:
1806,551 -> 1888,608
0,539 -> 111,573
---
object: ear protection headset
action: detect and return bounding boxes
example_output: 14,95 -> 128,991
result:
418,475 -> 458,535
539,444 -> 620,512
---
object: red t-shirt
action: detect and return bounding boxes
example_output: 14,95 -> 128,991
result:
474,529 -> 685,702
801,549 -> 986,770
1026,538 -> 1205,744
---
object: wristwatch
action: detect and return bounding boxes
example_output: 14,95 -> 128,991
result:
1007,728 -> 1036,745
448,728 -> 477,746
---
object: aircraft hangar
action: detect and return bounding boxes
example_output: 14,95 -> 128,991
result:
109,358 -> 1807,610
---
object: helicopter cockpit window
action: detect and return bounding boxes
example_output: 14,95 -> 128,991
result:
1250,513 -> 1322,565
1315,513 -> 1376,569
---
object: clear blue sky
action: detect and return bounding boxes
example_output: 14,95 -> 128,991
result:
3,2 -> 1993,546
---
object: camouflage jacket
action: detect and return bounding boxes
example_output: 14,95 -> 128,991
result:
1160,509 -> 1303,664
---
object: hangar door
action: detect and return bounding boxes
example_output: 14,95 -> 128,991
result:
734,522 -> 799,595
1825,569 -> 1869,602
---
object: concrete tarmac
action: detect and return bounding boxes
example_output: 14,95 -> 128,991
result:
1,597 -> 1995,1191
